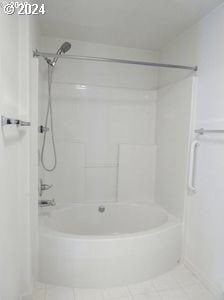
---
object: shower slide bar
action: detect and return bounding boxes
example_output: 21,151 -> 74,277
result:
195,128 -> 224,135
1,115 -> 31,127
33,50 -> 198,71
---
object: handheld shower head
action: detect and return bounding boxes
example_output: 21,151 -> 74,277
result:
46,41 -> 72,67
60,42 -> 72,54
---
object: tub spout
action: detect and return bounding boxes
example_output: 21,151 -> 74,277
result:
39,199 -> 56,207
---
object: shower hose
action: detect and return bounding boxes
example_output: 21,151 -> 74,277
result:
40,64 -> 57,172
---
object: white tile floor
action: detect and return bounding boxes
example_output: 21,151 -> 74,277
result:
33,265 -> 218,300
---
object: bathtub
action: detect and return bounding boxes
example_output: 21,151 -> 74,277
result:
39,203 -> 182,288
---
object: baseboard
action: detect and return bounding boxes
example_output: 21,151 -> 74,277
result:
183,258 -> 223,300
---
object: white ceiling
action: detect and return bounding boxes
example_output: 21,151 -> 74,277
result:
37,0 -> 224,50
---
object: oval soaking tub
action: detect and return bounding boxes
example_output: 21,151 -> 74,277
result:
39,203 -> 182,288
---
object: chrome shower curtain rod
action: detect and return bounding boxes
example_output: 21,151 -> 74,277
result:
33,50 -> 198,71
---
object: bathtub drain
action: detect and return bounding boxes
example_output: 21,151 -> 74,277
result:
98,206 -> 105,213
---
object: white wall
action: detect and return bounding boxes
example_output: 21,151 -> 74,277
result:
159,3 -> 224,294
39,37 -> 158,205
0,14 -> 39,300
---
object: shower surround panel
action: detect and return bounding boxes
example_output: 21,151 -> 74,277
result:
40,83 -> 157,204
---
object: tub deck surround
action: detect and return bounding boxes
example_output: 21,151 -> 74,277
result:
39,203 -> 182,288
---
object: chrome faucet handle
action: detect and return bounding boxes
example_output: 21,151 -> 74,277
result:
39,179 -> 53,197
41,183 -> 53,191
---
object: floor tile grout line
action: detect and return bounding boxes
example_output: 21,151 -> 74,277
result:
181,287 -> 192,300
127,285 -> 135,298
43,287 -> 46,300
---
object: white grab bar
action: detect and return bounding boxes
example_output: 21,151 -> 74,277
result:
188,140 -> 200,193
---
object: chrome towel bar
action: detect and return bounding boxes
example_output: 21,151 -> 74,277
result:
188,140 -> 200,193
195,128 -> 224,135
1,115 -> 31,127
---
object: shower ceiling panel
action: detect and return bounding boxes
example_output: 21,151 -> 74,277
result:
37,0 -> 223,50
